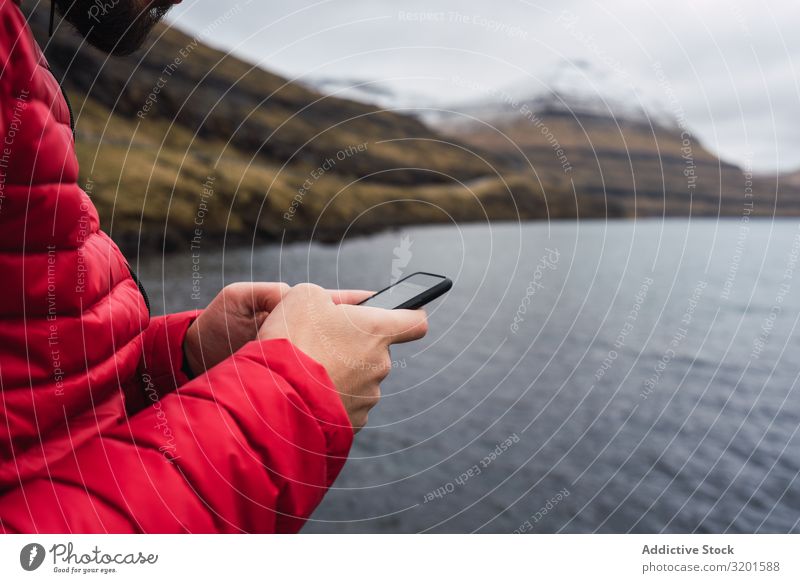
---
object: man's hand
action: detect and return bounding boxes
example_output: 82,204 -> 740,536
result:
183,283 -> 378,377
183,282 -> 289,376
258,283 -> 429,431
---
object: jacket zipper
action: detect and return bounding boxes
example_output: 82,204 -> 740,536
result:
126,263 -> 152,316
56,81 -> 75,138
56,80 -> 152,317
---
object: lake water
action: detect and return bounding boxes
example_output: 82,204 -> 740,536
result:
138,219 -> 800,533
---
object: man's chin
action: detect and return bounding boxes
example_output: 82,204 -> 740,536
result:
55,0 -> 172,56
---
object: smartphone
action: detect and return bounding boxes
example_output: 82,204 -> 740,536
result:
358,272 -> 452,310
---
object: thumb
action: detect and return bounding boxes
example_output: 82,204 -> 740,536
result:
385,309 -> 429,344
328,289 -> 374,305
342,305 -> 429,345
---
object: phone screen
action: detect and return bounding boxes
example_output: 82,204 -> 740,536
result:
360,273 -> 449,309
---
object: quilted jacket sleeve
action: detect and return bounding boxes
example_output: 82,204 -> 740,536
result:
124,311 -> 201,414
0,339 -> 354,533
0,0 -> 353,534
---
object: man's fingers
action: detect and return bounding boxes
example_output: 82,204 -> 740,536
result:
385,309 -> 429,344
341,304 -> 429,344
254,282 -> 291,312
236,285 -> 372,310
328,289 -> 374,305
226,282 -> 290,313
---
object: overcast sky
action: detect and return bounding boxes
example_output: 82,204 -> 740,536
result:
166,0 -> 800,173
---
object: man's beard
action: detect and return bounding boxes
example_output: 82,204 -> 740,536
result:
54,0 -> 172,56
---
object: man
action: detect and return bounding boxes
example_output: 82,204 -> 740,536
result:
0,0 -> 428,532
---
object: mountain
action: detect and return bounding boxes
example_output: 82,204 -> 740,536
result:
777,169 -> 800,189
432,59 -> 678,129
20,6 -> 800,254
24,4 -> 538,252
299,77 -> 436,112
426,61 -> 800,219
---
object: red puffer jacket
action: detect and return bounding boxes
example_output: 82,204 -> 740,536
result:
0,0 -> 352,533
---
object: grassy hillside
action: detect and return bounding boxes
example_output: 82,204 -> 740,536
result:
437,107 -> 800,219
27,5 -> 536,252
22,5 -> 800,254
